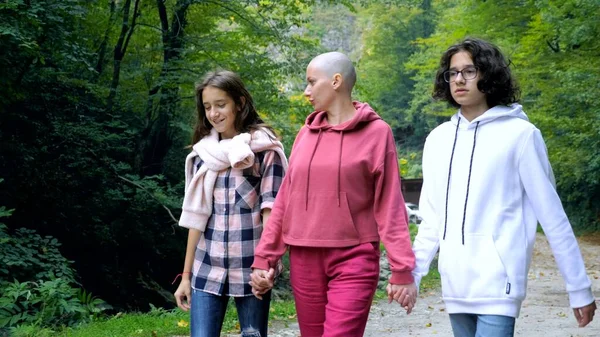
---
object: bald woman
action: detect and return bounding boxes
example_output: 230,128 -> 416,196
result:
250,52 -> 417,337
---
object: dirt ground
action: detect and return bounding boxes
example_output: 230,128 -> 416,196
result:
265,232 -> 600,337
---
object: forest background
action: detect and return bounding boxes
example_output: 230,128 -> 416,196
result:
1,0 -> 599,334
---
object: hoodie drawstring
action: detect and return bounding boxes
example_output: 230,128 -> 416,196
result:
305,129 -> 323,210
461,121 -> 480,245
443,118 -> 461,241
443,118 -> 480,245
337,131 -> 344,206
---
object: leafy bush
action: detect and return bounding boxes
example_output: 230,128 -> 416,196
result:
0,276 -> 106,328
0,195 -> 108,332
0,226 -> 75,284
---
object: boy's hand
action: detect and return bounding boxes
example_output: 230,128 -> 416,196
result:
386,282 -> 417,314
573,301 -> 596,327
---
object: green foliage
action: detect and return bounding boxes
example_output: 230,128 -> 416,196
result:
56,308 -> 190,337
0,201 -> 108,332
0,0 -> 89,104
0,276 -> 107,329
6,325 -> 56,337
0,180 -> 76,286
399,150 -> 423,179
354,1 -> 440,150
0,226 -> 75,283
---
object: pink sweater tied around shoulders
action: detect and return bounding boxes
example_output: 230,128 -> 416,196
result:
179,127 -> 288,231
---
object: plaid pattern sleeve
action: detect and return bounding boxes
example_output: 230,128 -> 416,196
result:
191,150 -> 285,297
259,150 -> 285,210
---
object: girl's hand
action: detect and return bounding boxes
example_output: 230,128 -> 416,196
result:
249,268 -> 275,300
174,279 -> 192,311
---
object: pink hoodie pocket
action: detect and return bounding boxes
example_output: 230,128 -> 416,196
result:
282,191 -> 360,245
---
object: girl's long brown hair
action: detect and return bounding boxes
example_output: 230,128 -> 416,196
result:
192,70 -> 276,145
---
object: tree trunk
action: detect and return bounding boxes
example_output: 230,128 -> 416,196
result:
135,0 -> 193,176
93,0 -> 117,82
106,0 -> 140,112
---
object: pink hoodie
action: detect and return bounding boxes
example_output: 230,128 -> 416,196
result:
253,102 -> 415,284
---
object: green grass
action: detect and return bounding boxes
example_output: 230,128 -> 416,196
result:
419,263 -> 441,293
47,299 -> 297,337
52,307 -> 190,337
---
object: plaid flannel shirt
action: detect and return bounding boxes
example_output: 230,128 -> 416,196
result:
191,150 -> 284,296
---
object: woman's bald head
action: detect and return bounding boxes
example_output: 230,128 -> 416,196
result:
307,52 -> 356,93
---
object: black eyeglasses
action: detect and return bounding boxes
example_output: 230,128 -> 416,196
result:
443,67 -> 478,83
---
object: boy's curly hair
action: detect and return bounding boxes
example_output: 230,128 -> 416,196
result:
433,37 -> 520,108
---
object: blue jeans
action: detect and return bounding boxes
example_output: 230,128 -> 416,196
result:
449,314 -> 515,337
190,288 -> 271,337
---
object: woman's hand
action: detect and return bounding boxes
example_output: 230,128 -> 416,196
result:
250,268 -> 275,300
174,279 -> 192,311
386,282 -> 418,314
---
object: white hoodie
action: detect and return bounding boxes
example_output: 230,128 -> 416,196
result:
412,104 -> 594,318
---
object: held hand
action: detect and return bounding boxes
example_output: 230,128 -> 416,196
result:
249,268 -> 275,300
386,282 -> 417,314
573,301 -> 597,327
174,279 -> 192,311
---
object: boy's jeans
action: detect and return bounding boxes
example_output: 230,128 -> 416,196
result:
450,313 -> 515,337
190,288 -> 271,337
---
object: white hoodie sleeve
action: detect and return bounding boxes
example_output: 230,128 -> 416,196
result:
518,128 -> 594,308
412,138 -> 441,291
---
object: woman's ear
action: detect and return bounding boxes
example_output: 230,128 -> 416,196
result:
332,73 -> 343,90
238,96 -> 246,111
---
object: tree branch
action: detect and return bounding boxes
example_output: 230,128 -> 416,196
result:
546,39 -> 560,53
115,175 -> 179,225
83,146 -> 179,225
94,0 -> 117,79
137,22 -> 165,33
206,0 -> 262,31
122,0 -> 142,55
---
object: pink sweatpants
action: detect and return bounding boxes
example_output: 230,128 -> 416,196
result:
289,242 -> 380,337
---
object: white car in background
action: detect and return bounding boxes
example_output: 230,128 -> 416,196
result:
405,202 -> 422,225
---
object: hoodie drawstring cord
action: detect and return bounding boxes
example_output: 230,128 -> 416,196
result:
337,131 -> 344,206
443,118 -> 461,240
442,117 -> 480,245
461,121 -> 480,245
305,129 -> 323,210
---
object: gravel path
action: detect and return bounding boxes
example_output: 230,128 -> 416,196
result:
265,232 -> 600,337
